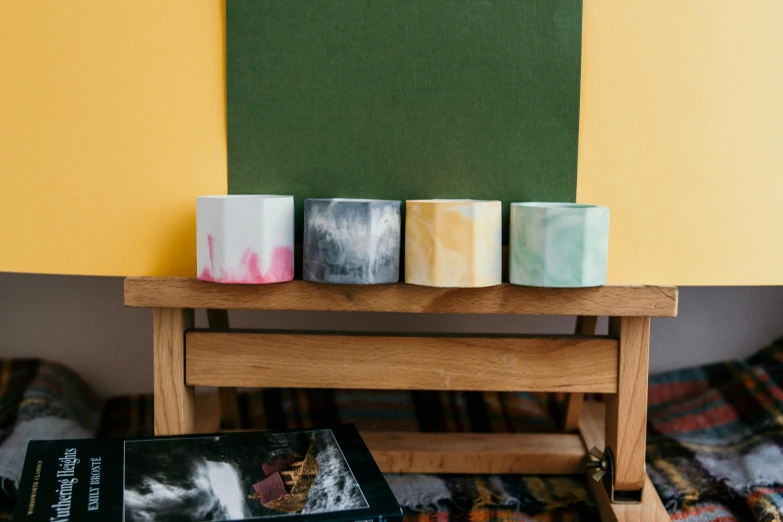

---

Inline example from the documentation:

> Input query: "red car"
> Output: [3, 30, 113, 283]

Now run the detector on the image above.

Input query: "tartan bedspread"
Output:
[2, 339, 783, 521]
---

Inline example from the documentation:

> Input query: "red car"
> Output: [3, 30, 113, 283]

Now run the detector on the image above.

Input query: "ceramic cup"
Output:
[509, 202, 609, 287]
[197, 195, 294, 284]
[405, 199, 502, 288]
[303, 198, 401, 284]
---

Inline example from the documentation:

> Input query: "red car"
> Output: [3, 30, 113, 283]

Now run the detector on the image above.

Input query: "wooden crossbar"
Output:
[185, 331, 618, 392]
[364, 432, 586, 474]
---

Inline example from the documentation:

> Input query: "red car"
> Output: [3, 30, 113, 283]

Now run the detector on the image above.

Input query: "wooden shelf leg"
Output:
[153, 308, 195, 436]
[563, 316, 599, 431]
[580, 402, 668, 521]
[206, 309, 242, 430]
[606, 316, 650, 492]
[218, 388, 241, 430]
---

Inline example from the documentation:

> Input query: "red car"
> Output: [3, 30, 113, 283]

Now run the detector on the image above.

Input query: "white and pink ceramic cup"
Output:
[196, 195, 294, 284]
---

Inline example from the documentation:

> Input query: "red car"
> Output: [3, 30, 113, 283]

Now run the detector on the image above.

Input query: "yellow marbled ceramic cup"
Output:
[405, 199, 502, 288]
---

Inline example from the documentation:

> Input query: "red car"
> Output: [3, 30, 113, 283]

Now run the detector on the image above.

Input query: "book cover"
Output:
[13, 424, 402, 522]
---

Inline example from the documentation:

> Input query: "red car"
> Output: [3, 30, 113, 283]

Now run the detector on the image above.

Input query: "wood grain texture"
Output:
[153, 308, 195, 436]
[206, 309, 242, 430]
[579, 400, 606, 451]
[194, 391, 221, 433]
[563, 389, 585, 432]
[575, 316, 600, 335]
[125, 277, 678, 317]
[606, 317, 650, 491]
[185, 332, 619, 392]
[218, 389, 241, 430]
[363, 432, 586, 474]
[580, 403, 668, 522]
[563, 316, 600, 431]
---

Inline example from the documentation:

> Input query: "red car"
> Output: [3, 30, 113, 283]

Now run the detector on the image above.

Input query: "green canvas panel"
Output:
[227, 0, 582, 241]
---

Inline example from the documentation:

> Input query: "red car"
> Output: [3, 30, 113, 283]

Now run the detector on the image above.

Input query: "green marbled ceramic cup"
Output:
[509, 202, 609, 288]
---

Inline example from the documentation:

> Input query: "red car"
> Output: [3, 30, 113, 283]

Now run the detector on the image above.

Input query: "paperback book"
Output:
[13, 424, 402, 522]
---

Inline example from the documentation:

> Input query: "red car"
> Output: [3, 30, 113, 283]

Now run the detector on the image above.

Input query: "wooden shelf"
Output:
[136, 273, 673, 521]
[125, 277, 678, 317]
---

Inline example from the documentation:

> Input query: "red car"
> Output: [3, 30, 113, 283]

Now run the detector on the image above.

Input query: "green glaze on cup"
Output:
[509, 203, 609, 288]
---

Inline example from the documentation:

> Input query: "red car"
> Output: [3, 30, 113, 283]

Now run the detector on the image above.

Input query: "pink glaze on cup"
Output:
[199, 236, 293, 284]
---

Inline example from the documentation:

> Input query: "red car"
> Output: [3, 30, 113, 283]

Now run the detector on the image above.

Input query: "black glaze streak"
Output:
[303, 199, 401, 284]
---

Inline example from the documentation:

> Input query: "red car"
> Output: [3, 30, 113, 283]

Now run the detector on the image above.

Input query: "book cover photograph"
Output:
[124, 429, 368, 521]
[14, 425, 401, 522]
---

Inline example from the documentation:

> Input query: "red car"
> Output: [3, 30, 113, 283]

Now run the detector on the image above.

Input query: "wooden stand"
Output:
[125, 277, 677, 521]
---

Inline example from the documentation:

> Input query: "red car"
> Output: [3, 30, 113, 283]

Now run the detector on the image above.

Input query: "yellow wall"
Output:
[2, 1, 782, 284]
[577, 1, 783, 285]
[0, 1, 226, 277]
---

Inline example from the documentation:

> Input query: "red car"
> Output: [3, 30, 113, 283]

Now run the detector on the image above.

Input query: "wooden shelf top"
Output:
[124, 277, 678, 317]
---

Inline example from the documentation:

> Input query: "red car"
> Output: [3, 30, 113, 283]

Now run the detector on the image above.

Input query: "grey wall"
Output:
[1, 272, 781, 396]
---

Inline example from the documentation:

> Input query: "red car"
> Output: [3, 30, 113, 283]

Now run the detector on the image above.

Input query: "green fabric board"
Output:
[227, 0, 582, 241]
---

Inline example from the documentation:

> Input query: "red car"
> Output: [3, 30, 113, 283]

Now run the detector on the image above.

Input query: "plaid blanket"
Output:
[0, 359, 102, 519]
[2, 339, 783, 521]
